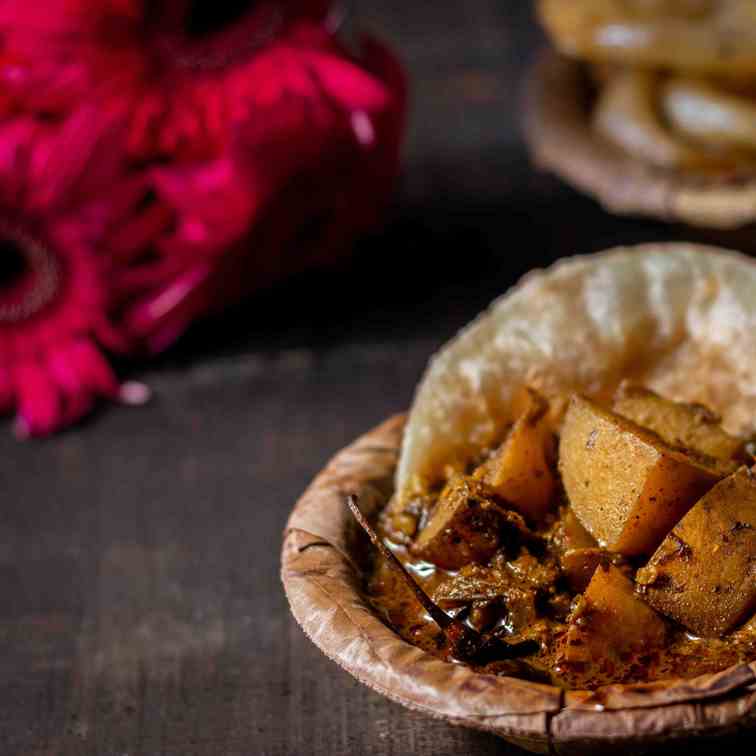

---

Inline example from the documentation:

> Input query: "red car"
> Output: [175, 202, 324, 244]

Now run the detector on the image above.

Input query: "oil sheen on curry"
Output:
[366, 385, 756, 690]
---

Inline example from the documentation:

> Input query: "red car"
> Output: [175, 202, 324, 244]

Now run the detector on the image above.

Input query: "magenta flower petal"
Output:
[48, 345, 93, 426]
[0, 365, 13, 411]
[106, 202, 174, 264]
[13, 359, 61, 437]
[28, 108, 100, 209]
[122, 264, 212, 354]
[298, 51, 390, 111]
[29, 107, 127, 213]
[69, 339, 120, 400]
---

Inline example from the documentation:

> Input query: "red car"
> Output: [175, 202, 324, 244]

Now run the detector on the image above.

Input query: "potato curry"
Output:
[363, 386, 756, 689]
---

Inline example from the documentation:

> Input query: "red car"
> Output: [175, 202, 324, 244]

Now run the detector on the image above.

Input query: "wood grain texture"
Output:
[1, 2, 753, 754]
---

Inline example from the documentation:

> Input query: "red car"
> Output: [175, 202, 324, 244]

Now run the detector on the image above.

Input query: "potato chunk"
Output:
[561, 547, 615, 593]
[412, 478, 512, 569]
[558, 564, 667, 669]
[559, 396, 721, 556]
[614, 384, 743, 474]
[474, 388, 556, 522]
[554, 507, 598, 552]
[636, 466, 756, 637]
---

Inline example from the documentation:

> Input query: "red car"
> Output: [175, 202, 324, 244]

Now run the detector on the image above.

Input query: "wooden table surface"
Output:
[2, 3, 753, 755]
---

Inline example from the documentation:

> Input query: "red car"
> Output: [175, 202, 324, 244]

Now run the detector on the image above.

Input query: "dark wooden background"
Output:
[2, 3, 752, 755]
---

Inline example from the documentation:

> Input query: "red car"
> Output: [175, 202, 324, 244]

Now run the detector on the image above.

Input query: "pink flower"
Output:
[119, 30, 406, 353]
[0, 108, 167, 436]
[0, 4, 407, 436]
[0, 1, 351, 162]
